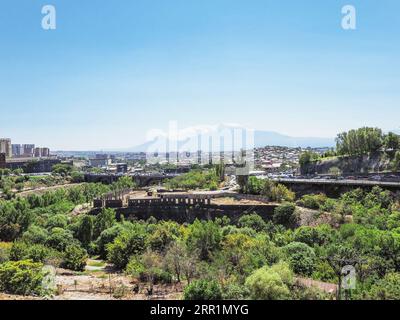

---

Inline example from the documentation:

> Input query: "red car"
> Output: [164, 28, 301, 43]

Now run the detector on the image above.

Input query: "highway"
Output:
[273, 178, 400, 188]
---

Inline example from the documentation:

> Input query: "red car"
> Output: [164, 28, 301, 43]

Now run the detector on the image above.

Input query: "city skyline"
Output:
[1, 0, 400, 150]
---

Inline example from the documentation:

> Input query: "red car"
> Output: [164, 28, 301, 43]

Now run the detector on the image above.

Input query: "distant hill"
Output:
[127, 127, 335, 152]
[254, 130, 334, 148]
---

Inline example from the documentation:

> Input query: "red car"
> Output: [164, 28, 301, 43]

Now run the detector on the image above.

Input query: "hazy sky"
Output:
[0, 0, 399, 150]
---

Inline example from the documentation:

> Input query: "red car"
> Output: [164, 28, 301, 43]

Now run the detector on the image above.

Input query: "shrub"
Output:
[0, 242, 11, 263]
[271, 184, 295, 203]
[221, 282, 250, 300]
[22, 225, 49, 245]
[293, 225, 334, 247]
[297, 194, 327, 210]
[9, 241, 60, 264]
[184, 279, 223, 300]
[62, 244, 88, 271]
[45, 214, 68, 230]
[367, 273, 400, 300]
[46, 228, 75, 251]
[245, 261, 293, 300]
[0, 260, 46, 296]
[273, 203, 297, 228]
[283, 242, 316, 276]
[238, 214, 267, 232]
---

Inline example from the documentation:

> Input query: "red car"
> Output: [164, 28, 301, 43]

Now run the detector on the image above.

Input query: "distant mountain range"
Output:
[253, 130, 335, 149]
[126, 127, 335, 152]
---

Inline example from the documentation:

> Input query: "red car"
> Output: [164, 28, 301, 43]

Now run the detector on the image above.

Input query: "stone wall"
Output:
[91, 202, 277, 223]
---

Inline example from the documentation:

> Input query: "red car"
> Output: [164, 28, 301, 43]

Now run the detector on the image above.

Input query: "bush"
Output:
[297, 194, 327, 210]
[9, 241, 60, 264]
[184, 279, 223, 300]
[46, 228, 75, 251]
[62, 244, 88, 271]
[367, 273, 400, 300]
[95, 224, 125, 259]
[245, 261, 293, 300]
[271, 184, 295, 203]
[293, 225, 335, 247]
[238, 214, 267, 232]
[283, 242, 316, 276]
[165, 170, 219, 191]
[0, 260, 46, 296]
[273, 203, 297, 228]
[126, 251, 171, 284]
[0, 242, 11, 263]
[106, 223, 147, 269]
[45, 214, 68, 230]
[22, 225, 49, 245]
[221, 282, 250, 300]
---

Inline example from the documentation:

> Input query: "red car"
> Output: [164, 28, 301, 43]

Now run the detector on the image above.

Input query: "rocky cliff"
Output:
[302, 152, 393, 175]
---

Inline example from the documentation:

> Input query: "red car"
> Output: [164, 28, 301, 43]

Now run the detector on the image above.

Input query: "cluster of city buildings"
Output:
[0, 138, 50, 159]
[0, 137, 57, 172]
[254, 146, 303, 172]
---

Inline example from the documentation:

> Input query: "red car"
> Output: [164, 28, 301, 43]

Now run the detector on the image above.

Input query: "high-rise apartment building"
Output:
[0, 153, 6, 168]
[0, 139, 12, 158]
[12, 144, 22, 157]
[34, 147, 50, 158]
[41, 148, 50, 157]
[22, 144, 35, 157]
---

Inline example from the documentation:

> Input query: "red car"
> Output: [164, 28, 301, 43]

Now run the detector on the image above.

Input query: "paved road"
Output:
[274, 178, 400, 188]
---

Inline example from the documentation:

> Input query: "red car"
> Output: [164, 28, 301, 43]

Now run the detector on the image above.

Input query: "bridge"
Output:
[84, 173, 179, 186]
[92, 192, 277, 223]
[274, 178, 400, 197]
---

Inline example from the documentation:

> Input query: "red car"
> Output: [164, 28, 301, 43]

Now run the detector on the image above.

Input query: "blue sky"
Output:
[0, 0, 399, 150]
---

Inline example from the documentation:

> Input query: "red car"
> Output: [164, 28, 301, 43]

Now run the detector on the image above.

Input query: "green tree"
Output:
[106, 223, 147, 269]
[147, 221, 180, 252]
[336, 127, 383, 156]
[184, 279, 222, 300]
[299, 151, 320, 174]
[392, 151, 400, 171]
[187, 220, 222, 261]
[71, 171, 85, 183]
[76, 215, 94, 248]
[93, 208, 116, 239]
[52, 164, 73, 176]
[384, 132, 400, 151]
